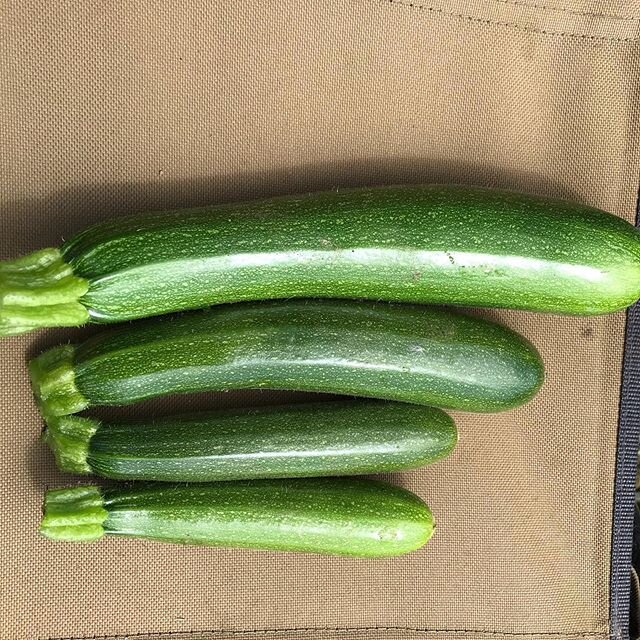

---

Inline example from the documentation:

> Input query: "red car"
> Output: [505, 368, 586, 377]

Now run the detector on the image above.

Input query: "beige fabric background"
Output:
[1, 1, 640, 639]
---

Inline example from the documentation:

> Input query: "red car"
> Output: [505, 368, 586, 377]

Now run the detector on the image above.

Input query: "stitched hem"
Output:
[42, 626, 610, 640]
[382, 0, 639, 41]
[492, 0, 638, 21]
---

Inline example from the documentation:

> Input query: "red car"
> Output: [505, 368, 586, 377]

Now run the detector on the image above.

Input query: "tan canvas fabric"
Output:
[1, 1, 640, 639]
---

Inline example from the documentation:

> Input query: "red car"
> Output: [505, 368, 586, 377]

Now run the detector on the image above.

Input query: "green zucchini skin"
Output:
[3, 186, 640, 336]
[44, 399, 457, 479]
[39, 479, 434, 556]
[66, 186, 640, 318]
[30, 300, 544, 415]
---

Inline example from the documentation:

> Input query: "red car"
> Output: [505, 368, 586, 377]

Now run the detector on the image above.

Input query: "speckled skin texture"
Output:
[61, 185, 640, 318]
[82, 399, 457, 480]
[97, 478, 435, 556]
[32, 299, 544, 414]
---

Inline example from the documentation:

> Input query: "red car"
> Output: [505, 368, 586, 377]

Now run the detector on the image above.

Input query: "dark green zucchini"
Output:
[30, 299, 544, 416]
[3, 185, 639, 335]
[39, 479, 434, 556]
[43, 399, 457, 479]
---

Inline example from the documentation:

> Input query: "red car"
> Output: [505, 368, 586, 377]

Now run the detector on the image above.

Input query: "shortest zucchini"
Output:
[39, 479, 434, 557]
[43, 399, 457, 480]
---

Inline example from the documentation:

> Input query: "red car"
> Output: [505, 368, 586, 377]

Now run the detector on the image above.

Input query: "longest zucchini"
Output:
[43, 399, 457, 479]
[3, 185, 640, 336]
[30, 299, 543, 415]
[39, 478, 433, 556]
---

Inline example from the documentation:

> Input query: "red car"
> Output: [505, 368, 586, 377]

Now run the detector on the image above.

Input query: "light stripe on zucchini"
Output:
[42, 399, 457, 479]
[30, 299, 544, 415]
[40, 479, 434, 556]
[3, 185, 640, 336]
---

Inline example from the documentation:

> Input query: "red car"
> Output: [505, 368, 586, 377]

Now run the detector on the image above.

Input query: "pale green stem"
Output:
[42, 415, 101, 474]
[0, 248, 89, 336]
[29, 344, 89, 417]
[40, 486, 107, 542]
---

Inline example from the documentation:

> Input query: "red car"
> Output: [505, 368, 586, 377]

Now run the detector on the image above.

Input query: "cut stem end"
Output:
[43, 416, 101, 474]
[40, 486, 107, 542]
[30, 344, 89, 417]
[0, 248, 89, 336]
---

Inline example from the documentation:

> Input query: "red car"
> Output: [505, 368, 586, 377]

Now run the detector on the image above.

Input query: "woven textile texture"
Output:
[1, 1, 639, 638]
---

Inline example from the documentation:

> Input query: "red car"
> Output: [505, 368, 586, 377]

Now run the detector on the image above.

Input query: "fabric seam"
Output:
[493, 0, 638, 21]
[43, 627, 609, 640]
[382, 0, 639, 41]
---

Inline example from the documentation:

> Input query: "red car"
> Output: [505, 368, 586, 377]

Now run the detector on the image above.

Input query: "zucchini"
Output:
[30, 299, 544, 415]
[39, 479, 434, 556]
[3, 185, 639, 336]
[43, 399, 457, 479]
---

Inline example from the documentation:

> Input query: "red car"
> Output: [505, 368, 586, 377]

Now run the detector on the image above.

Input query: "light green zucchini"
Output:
[39, 479, 434, 557]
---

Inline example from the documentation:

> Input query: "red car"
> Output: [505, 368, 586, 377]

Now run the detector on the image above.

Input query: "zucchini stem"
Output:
[40, 486, 107, 542]
[0, 248, 89, 336]
[43, 415, 101, 474]
[29, 344, 89, 417]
